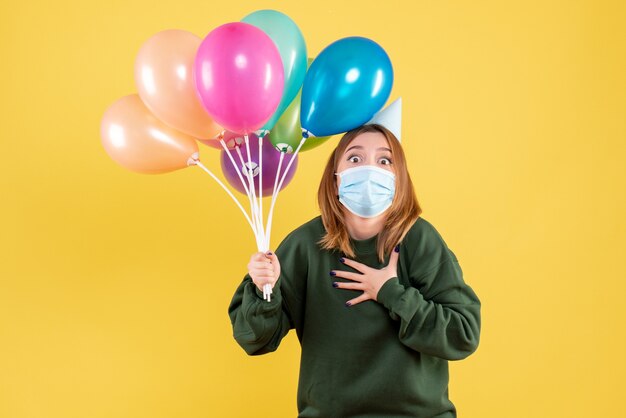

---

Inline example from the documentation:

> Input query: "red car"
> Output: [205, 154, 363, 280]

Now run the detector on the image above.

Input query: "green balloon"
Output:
[270, 88, 331, 153]
[269, 58, 331, 153]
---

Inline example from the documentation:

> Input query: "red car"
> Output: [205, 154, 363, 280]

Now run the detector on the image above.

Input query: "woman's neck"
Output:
[344, 211, 387, 240]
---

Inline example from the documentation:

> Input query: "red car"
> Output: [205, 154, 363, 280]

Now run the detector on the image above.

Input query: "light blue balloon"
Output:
[242, 10, 308, 132]
[301, 37, 393, 137]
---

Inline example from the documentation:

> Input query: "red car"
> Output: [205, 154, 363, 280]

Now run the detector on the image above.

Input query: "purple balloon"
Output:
[220, 133, 298, 196]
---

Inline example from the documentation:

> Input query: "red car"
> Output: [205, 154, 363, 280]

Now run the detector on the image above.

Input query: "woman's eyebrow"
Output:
[345, 145, 392, 153]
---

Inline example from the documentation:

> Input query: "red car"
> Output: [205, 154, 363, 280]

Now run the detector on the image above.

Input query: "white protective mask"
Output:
[335, 165, 396, 218]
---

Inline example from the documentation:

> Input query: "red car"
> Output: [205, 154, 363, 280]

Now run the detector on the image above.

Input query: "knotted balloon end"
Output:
[187, 152, 200, 166]
[256, 129, 270, 138]
[301, 128, 315, 139]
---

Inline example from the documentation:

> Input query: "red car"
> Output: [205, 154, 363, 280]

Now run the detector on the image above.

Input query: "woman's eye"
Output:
[348, 155, 361, 163]
[379, 157, 392, 165]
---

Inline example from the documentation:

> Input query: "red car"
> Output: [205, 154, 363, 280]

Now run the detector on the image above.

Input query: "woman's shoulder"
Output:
[403, 216, 457, 263]
[407, 216, 443, 238]
[279, 216, 325, 246]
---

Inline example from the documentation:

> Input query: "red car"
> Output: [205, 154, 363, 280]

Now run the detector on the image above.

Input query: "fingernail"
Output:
[345, 301, 352, 307]
[330, 271, 336, 276]
[394, 245, 400, 253]
[332, 282, 338, 288]
[339, 257, 345, 263]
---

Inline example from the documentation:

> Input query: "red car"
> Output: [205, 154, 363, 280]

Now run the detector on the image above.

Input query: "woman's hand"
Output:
[331, 245, 400, 306]
[247, 251, 281, 293]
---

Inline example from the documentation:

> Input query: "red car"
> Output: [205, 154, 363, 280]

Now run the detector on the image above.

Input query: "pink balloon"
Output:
[194, 22, 285, 135]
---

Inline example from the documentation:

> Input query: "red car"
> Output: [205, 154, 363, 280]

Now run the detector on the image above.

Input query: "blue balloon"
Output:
[301, 37, 393, 137]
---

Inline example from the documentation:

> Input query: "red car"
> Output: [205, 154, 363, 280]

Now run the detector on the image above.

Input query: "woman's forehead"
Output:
[344, 132, 391, 152]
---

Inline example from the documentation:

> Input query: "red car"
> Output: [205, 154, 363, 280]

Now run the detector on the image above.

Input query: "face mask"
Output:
[335, 165, 396, 218]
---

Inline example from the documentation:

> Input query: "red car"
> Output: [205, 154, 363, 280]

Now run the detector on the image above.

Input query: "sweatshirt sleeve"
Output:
[227, 275, 293, 356]
[227, 232, 305, 356]
[376, 243, 481, 361]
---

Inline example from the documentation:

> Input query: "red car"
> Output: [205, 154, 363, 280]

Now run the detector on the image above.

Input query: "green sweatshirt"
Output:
[228, 216, 481, 417]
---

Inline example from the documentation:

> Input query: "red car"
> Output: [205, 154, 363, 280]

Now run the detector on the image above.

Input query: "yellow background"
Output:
[1, 0, 624, 417]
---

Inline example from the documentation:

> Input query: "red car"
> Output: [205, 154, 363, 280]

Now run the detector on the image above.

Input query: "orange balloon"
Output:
[101, 94, 199, 174]
[134, 29, 222, 140]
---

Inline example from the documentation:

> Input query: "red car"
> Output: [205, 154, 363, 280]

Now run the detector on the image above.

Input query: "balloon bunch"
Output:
[100, 10, 395, 301]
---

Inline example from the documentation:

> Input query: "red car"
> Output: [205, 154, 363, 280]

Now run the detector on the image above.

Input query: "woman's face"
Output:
[335, 131, 394, 188]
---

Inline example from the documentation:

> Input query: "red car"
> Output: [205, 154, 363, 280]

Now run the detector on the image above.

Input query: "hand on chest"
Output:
[312, 248, 406, 309]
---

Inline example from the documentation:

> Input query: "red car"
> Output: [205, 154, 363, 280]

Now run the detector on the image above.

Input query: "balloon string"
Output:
[278, 136, 306, 195]
[257, 135, 273, 301]
[266, 136, 307, 239]
[219, 140, 256, 229]
[243, 135, 265, 243]
[193, 160, 256, 237]
[265, 151, 285, 250]
[258, 135, 266, 250]
[235, 145, 262, 243]
[220, 140, 251, 195]
[262, 136, 307, 299]
[208, 139, 271, 302]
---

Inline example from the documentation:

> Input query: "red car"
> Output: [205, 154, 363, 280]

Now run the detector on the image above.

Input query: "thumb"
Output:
[387, 244, 400, 274]
[265, 251, 281, 272]
[265, 251, 280, 266]
[265, 250, 277, 263]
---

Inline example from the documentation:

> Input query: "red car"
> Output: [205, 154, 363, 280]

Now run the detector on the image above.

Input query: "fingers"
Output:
[248, 261, 273, 273]
[331, 269, 363, 282]
[249, 251, 272, 267]
[253, 276, 276, 284]
[265, 251, 280, 270]
[346, 293, 371, 307]
[248, 252, 278, 289]
[332, 279, 369, 307]
[265, 251, 279, 264]
[250, 270, 276, 282]
[339, 257, 370, 274]
[386, 244, 400, 274]
[265, 251, 281, 282]
[333, 281, 363, 291]
[250, 267, 275, 277]
[250, 252, 269, 262]
[332, 278, 371, 307]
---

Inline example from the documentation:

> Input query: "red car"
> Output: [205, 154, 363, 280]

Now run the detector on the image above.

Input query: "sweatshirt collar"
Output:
[350, 233, 379, 255]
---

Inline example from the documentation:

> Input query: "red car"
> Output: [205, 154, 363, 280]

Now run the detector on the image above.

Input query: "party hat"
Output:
[366, 97, 402, 142]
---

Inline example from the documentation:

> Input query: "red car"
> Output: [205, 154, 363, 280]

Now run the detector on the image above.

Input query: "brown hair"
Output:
[317, 124, 422, 262]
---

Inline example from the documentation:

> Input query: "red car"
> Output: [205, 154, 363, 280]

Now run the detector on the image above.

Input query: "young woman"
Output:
[228, 123, 482, 417]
